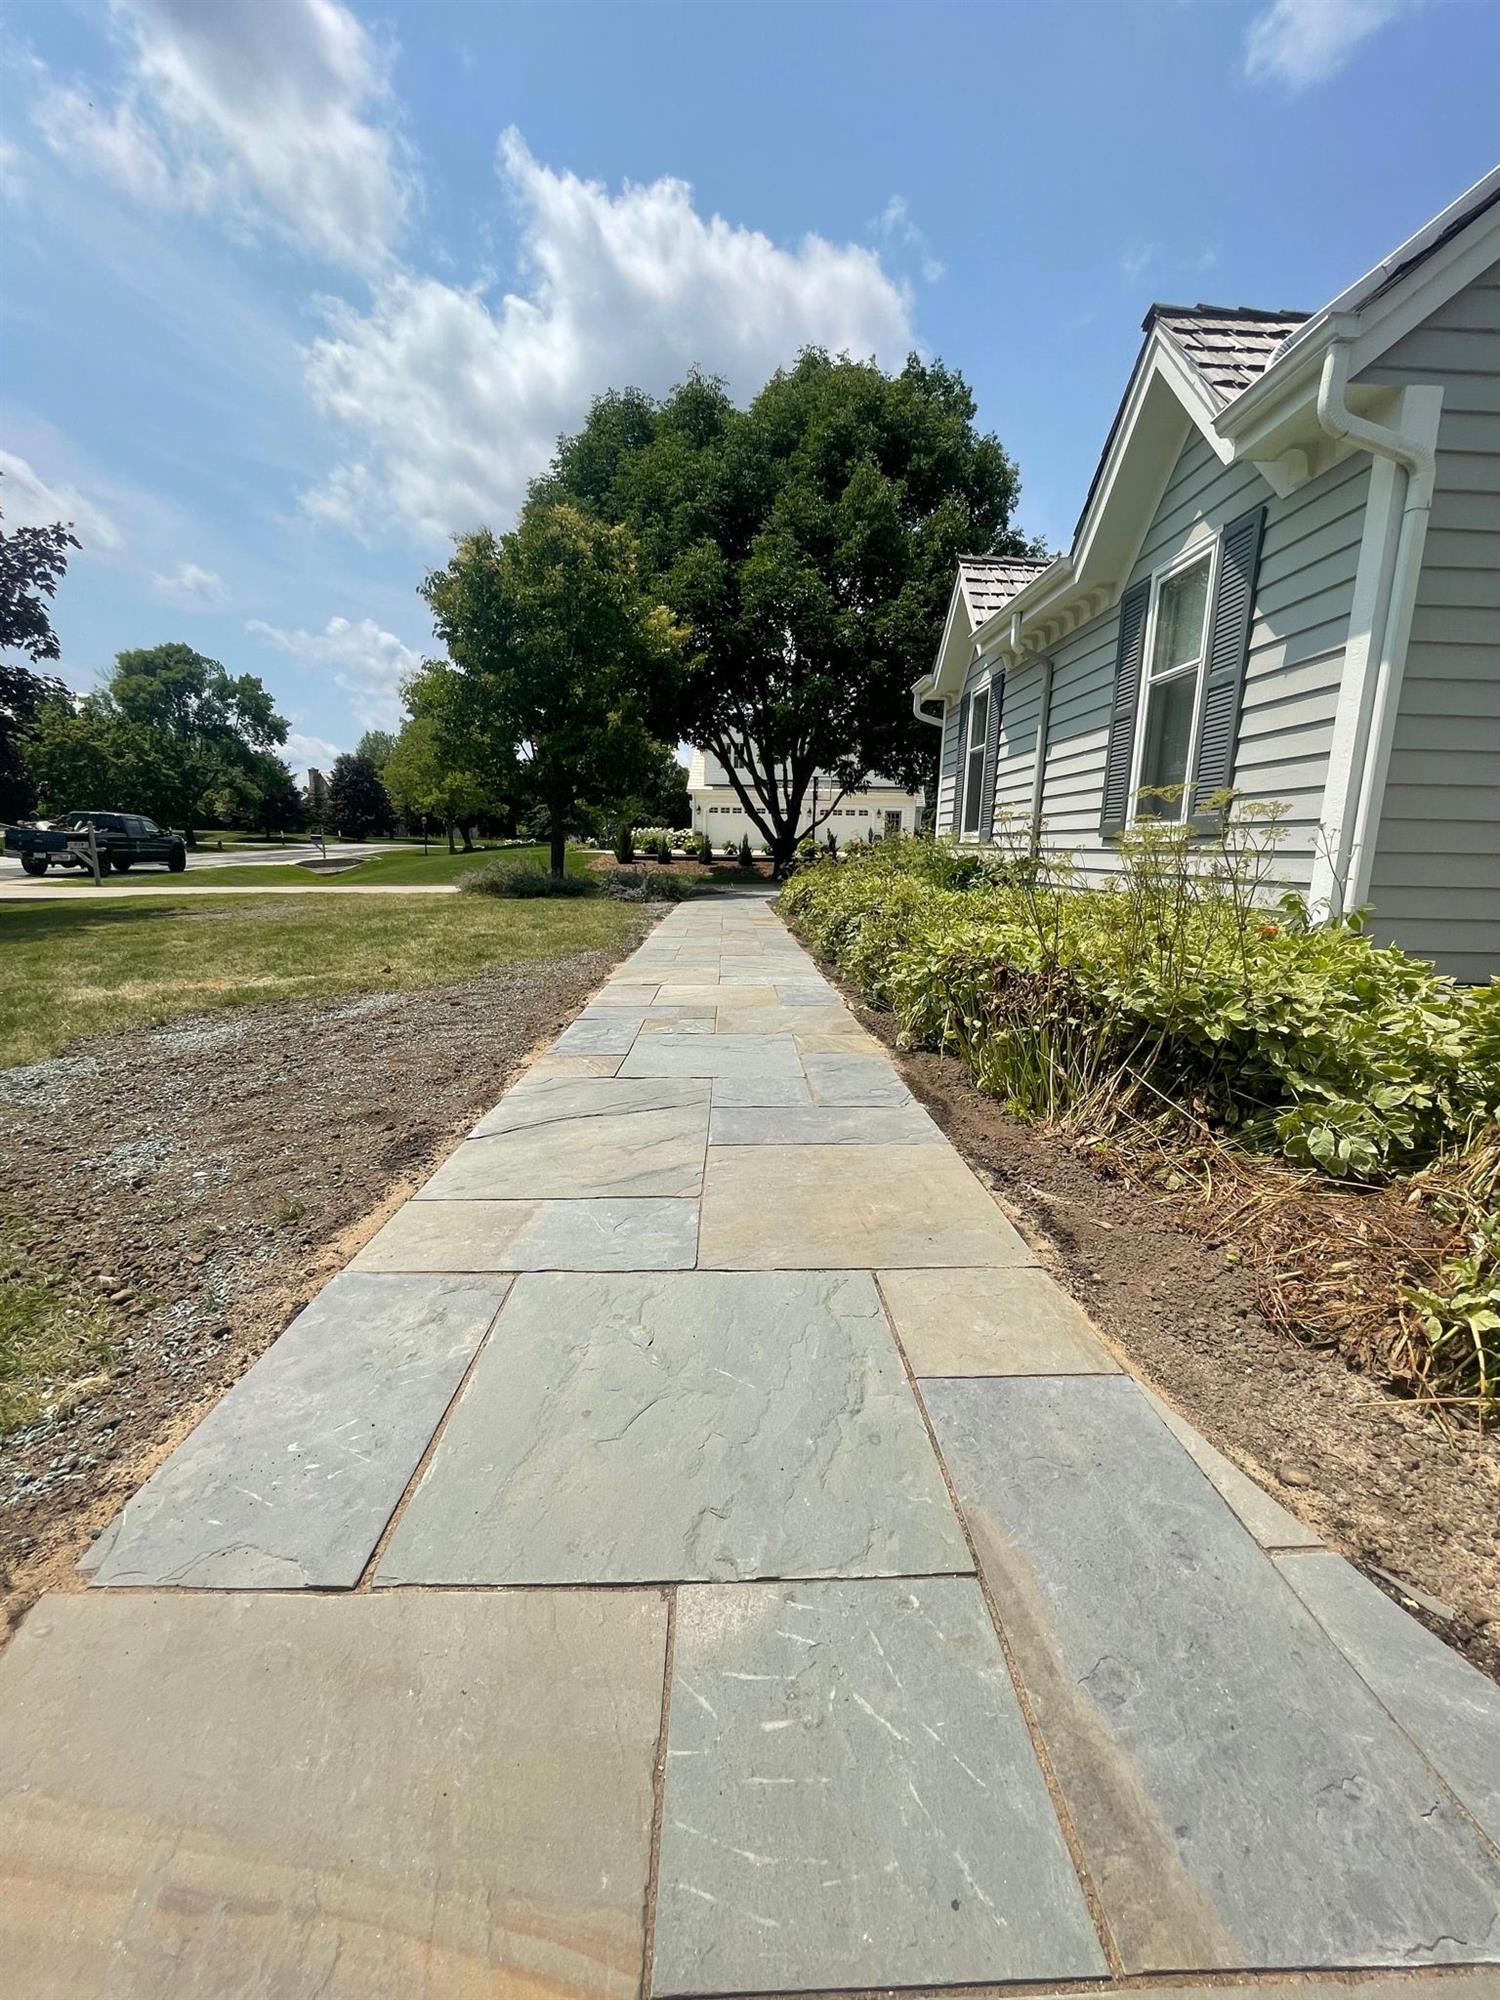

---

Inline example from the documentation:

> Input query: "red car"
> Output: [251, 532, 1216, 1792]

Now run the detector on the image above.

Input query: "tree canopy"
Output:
[326, 751, 394, 840]
[0, 485, 78, 819]
[539, 349, 1034, 868]
[420, 501, 684, 877]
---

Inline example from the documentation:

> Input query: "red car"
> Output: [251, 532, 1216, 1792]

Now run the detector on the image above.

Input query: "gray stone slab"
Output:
[618, 1031, 803, 1082]
[429, 1080, 708, 1198]
[882, 1266, 1121, 1376]
[924, 1374, 1500, 1972]
[554, 1014, 645, 1054]
[521, 1051, 624, 1080]
[1276, 1549, 1500, 1846]
[351, 1196, 698, 1272]
[1121, 1982, 1500, 2000]
[802, 1051, 912, 1104]
[376, 1271, 970, 1586]
[770, 979, 839, 1004]
[1142, 1385, 1322, 1548]
[699, 1146, 1034, 1269]
[0, 1590, 665, 1998]
[710, 1071, 814, 1107]
[88, 1274, 507, 1589]
[709, 1103, 942, 1146]
[650, 1578, 1105, 1994]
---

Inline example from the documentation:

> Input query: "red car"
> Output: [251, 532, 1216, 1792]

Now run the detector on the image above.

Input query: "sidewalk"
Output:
[1, 890, 1497, 1996]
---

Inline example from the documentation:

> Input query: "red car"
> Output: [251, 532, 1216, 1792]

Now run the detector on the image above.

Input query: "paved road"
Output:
[1, 891, 1497, 1996]
[0, 842, 411, 900]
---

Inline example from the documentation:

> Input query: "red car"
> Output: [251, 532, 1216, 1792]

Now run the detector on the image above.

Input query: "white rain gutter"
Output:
[1310, 332, 1440, 916]
[911, 677, 945, 728]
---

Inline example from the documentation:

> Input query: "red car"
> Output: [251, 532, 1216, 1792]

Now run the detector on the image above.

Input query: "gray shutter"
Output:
[981, 670, 1004, 840]
[1100, 579, 1151, 835]
[951, 690, 969, 833]
[1190, 504, 1266, 832]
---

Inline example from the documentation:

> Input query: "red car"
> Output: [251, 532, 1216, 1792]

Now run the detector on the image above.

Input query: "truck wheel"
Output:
[113, 858, 132, 872]
[95, 852, 112, 874]
[20, 855, 49, 877]
[167, 848, 187, 873]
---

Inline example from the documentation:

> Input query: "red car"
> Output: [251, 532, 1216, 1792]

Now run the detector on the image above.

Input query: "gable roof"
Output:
[957, 555, 1051, 624]
[1149, 304, 1310, 404]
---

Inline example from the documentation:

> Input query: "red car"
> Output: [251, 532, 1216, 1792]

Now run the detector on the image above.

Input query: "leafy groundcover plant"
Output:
[779, 820, 1499, 1411]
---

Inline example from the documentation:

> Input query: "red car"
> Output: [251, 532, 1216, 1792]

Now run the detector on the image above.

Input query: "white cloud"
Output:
[300, 129, 916, 540]
[872, 195, 944, 285]
[1120, 242, 1158, 281]
[1245, 0, 1418, 87]
[33, 0, 415, 270]
[283, 726, 344, 779]
[0, 449, 123, 551]
[149, 561, 226, 609]
[246, 614, 420, 729]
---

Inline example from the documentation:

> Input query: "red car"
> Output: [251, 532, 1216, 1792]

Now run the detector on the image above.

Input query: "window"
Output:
[1132, 547, 1214, 821]
[961, 682, 990, 835]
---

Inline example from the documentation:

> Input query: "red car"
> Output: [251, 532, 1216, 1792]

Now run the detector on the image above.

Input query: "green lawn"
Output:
[18, 843, 575, 892]
[0, 891, 641, 1067]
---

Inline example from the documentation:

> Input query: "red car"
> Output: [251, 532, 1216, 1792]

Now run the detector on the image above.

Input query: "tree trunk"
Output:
[460, 825, 474, 852]
[446, 820, 456, 854]
[549, 821, 567, 880]
[771, 828, 799, 879]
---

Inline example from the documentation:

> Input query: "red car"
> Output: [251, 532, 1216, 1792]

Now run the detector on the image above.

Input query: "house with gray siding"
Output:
[916, 170, 1500, 981]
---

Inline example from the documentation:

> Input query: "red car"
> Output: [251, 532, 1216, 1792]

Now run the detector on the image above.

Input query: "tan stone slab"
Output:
[881, 1267, 1125, 1377]
[589, 983, 660, 1007]
[793, 1025, 884, 1054]
[0, 1590, 665, 1999]
[712, 1006, 847, 1037]
[522, 1052, 624, 1080]
[351, 1196, 698, 1271]
[673, 983, 778, 1007]
[699, 1146, 1033, 1268]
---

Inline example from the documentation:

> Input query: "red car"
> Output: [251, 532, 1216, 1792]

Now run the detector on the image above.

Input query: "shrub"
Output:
[604, 867, 696, 903]
[778, 829, 1500, 1186]
[613, 817, 634, 864]
[737, 834, 753, 869]
[631, 825, 691, 853]
[460, 863, 595, 898]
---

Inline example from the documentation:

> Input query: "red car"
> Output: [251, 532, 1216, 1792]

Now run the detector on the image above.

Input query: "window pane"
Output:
[1137, 671, 1198, 815]
[1152, 557, 1211, 676]
[963, 688, 989, 831]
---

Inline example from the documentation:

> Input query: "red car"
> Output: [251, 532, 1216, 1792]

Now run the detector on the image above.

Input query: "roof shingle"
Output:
[1149, 304, 1311, 404]
[957, 555, 1051, 627]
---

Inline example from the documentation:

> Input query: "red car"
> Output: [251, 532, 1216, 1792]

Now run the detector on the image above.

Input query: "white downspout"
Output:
[1028, 657, 1055, 856]
[1312, 334, 1440, 914]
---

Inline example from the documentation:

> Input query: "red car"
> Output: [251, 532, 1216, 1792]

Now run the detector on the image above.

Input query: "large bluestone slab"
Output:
[881, 1266, 1120, 1377]
[924, 1374, 1500, 1973]
[376, 1271, 970, 1586]
[802, 1050, 913, 1105]
[352, 1196, 698, 1272]
[0, 1590, 666, 1999]
[650, 1578, 1106, 1995]
[1142, 1385, 1321, 1549]
[552, 1014, 646, 1054]
[619, 1031, 803, 1083]
[699, 1145, 1034, 1268]
[1277, 1548, 1500, 1847]
[424, 1078, 709, 1199]
[88, 1273, 507, 1589]
[709, 1102, 941, 1146]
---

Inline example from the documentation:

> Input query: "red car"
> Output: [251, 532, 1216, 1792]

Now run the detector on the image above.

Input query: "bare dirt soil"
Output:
[0, 930, 646, 1638]
[845, 999, 1500, 1683]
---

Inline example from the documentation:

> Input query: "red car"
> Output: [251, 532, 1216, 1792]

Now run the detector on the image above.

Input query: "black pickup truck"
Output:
[5, 811, 188, 876]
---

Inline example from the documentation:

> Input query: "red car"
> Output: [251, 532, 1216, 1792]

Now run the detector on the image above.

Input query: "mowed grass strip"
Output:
[0, 893, 642, 1067]
[10, 843, 590, 892]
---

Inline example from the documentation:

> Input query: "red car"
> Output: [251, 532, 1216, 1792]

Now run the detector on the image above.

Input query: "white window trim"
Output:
[1126, 536, 1220, 826]
[960, 675, 993, 839]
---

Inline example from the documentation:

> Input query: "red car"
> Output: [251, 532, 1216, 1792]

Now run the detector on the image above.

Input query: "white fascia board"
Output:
[927, 573, 978, 698]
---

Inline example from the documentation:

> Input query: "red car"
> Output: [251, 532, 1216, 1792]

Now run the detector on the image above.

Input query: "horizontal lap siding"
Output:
[991, 669, 1040, 846]
[1360, 258, 1500, 982]
[937, 697, 962, 833]
[1016, 435, 1366, 892]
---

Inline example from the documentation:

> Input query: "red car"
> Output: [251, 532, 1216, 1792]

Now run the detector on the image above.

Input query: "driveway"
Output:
[1, 891, 1496, 1995]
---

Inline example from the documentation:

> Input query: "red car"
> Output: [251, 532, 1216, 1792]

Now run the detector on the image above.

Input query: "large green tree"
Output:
[540, 351, 1033, 871]
[385, 665, 501, 851]
[0, 483, 79, 820]
[326, 750, 394, 839]
[420, 501, 683, 878]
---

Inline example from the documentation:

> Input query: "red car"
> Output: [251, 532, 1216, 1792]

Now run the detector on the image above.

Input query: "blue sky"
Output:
[3, 0, 1496, 775]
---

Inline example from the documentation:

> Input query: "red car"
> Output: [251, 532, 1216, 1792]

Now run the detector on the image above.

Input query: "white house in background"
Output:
[915, 167, 1500, 982]
[686, 748, 923, 849]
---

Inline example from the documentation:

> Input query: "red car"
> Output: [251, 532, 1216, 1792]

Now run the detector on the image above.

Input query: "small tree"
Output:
[0, 482, 79, 819]
[738, 833, 753, 870]
[326, 751, 394, 839]
[420, 501, 683, 880]
[355, 728, 397, 773]
[614, 817, 635, 864]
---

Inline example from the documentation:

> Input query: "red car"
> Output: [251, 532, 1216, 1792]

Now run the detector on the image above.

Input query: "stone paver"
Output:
[880, 1264, 1121, 1375]
[88, 1274, 507, 1588]
[16, 889, 1493, 1999]
[699, 1144, 1034, 1268]
[425, 1078, 709, 1198]
[1277, 1548, 1500, 1845]
[923, 1373, 1500, 1971]
[376, 1271, 970, 1585]
[651, 1578, 1105, 1994]
[0, 1591, 665, 1998]
[352, 1194, 699, 1271]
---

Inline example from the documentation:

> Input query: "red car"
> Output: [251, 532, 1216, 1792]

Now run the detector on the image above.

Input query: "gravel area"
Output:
[0, 927, 649, 1635]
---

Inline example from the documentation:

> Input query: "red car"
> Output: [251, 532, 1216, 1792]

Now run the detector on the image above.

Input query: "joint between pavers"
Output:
[869, 1269, 1126, 1982]
[641, 1585, 679, 1998]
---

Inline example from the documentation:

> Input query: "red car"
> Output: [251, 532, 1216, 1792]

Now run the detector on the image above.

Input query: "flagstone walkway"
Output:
[2, 891, 1498, 1997]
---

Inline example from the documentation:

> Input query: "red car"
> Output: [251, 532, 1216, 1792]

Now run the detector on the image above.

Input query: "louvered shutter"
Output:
[1099, 579, 1151, 835]
[951, 690, 969, 834]
[1190, 504, 1266, 832]
[981, 670, 1005, 840]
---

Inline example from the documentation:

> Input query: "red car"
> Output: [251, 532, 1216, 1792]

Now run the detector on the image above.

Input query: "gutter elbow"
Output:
[1317, 339, 1436, 511]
